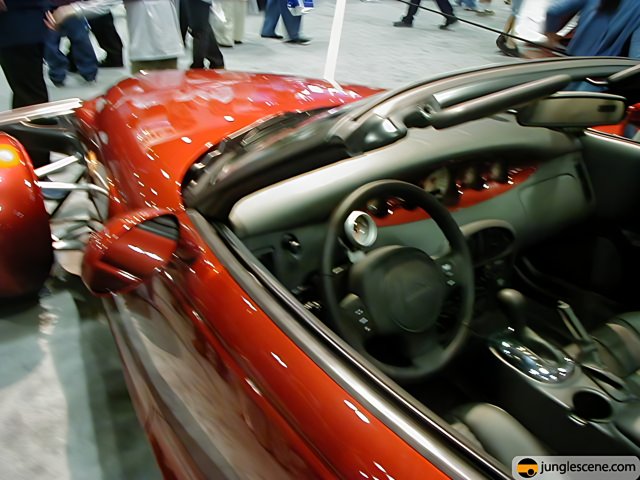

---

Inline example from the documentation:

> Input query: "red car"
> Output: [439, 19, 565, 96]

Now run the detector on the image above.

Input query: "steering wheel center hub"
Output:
[351, 246, 446, 333]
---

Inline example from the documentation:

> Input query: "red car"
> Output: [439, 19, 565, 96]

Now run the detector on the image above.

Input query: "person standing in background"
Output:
[260, 0, 310, 44]
[181, 0, 225, 68]
[46, 0, 98, 86]
[49, 0, 185, 73]
[0, 0, 48, 109]
[68, 10, 124, 70]
[496, 0, 523, 57]
[0, 0, 50, 167]
[545, 0, 640, 58]
[87, 11, 124, 67]
[393, 0, 457, 30]
[211, 0, 247, 47]
[456, 0, 494, 15]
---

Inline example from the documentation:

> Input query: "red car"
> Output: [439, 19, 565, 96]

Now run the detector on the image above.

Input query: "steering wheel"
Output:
[321, 180, 474, 383]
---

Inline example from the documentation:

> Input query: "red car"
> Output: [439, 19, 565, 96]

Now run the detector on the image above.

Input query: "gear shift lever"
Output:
[493, 288, 575, 383]
[497, 288, 568, 361]
[497, 288, 528, 336]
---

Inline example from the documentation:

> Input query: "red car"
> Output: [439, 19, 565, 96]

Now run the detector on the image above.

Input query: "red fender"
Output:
[0, 133, 52, 299]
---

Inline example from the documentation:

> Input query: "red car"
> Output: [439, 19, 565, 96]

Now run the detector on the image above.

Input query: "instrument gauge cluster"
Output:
[420, 167, 452, 199]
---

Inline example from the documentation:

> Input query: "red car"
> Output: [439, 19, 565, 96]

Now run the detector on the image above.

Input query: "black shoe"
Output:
[234, 40, 243, 44]
[496, 34, 520, 57]
[261, 34, 284, 39]
[439, 16, 458, 29]
[99, 58, 124, 68]
[285, 37, 311, 44]
[393, 20, 412, 27]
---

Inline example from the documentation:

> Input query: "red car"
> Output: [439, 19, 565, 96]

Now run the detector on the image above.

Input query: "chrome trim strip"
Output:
[0, 98, 82, 127]
[36, 181, 109, 197]
[35, 154, 82, 178]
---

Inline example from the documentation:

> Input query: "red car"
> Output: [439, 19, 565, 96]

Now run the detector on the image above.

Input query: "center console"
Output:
[483, 289, 640, 455]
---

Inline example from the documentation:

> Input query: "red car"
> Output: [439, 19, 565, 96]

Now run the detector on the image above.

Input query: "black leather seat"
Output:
[449, 403, 550, 466]
[588, 313, 640, 386]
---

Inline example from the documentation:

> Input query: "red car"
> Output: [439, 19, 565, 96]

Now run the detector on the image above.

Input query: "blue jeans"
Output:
[261, 0, 302, 41]
[456, 0, 477, 8]
[45, 16, 97, 83]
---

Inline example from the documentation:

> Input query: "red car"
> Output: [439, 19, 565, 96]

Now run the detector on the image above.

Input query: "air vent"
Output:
[467, 227, 515, 264]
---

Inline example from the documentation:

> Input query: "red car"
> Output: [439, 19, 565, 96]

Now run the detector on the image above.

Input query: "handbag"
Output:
[287, 0, 313, 16]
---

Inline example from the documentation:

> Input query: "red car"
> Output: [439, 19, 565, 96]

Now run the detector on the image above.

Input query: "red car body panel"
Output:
[77, 70, 382, 214]
[0, 133, 52, 298]
[79, 71, 455, 478]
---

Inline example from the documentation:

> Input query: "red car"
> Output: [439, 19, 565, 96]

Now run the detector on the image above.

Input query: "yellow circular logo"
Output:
[0, 145, 21, 168]
[517, 458, 539, 478]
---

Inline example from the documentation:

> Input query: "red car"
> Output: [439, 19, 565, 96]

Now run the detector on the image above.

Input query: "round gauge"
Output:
[460, 165, 480, 188]
[344, 211, 378, 248]
[366, 198, 389, 218]
[421, 167, 450, 198]
[488, 161, 509, 183]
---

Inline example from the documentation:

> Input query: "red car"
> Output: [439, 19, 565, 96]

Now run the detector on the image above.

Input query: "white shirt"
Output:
[71, 0, 184, 61]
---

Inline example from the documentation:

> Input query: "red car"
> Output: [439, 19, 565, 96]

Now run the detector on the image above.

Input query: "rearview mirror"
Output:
[82, 210, 179, 295]
[517, 92, 626, 128]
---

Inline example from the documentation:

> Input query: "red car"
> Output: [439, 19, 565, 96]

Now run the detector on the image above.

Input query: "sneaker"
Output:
[285, 37, 311, 44]
[393, 20, 413, 27]
[476, 8, 495, 15]
[261, 34, 284, 39]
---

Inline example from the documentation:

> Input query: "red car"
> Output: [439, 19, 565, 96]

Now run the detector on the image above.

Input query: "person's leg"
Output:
[187, 0, 212, 68]
[279, 0, 303, 41]
[435, 0, 458, 28]
[43, 29, 67, 85]
[458, 0, 477, 10]
[205, 27, 225, 68]
[88, 13, 124, 66]
[261, 0, 281, 37]
[0, 43, 50, 166]
[0, 44, 48, 108]
[435, 0, 454, 16]
[233, 1, 247, 43]
[405, 0, 421, 22]
[179, 0, 190, 41]
[66, 17, 98, 81]
[394, 0, 420, 26]
[496, 0, 522, 56]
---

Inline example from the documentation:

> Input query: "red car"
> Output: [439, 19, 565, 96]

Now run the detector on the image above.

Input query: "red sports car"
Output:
[3, 57, 640, 479]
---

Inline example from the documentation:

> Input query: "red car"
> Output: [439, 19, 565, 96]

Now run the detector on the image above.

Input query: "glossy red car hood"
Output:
[78, 70, 382, 212]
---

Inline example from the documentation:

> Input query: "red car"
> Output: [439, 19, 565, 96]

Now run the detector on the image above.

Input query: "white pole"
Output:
[323, 0, 347, 84]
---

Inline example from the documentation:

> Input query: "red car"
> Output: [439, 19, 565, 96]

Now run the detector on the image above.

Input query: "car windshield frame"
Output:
[188, 57, 639, 222]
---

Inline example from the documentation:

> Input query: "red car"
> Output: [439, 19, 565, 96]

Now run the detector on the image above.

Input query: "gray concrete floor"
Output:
[0, 1, 551, 478]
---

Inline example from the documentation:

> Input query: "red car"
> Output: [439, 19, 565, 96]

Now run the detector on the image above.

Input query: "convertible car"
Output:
[3, 57, 640, 479]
